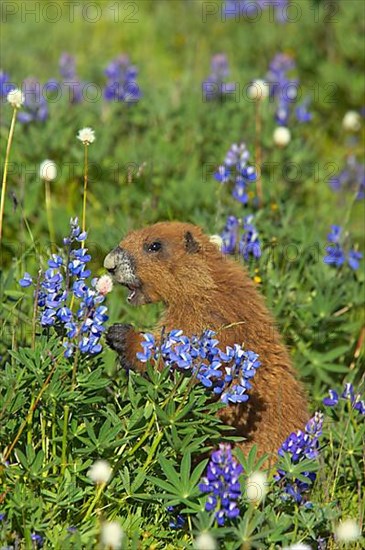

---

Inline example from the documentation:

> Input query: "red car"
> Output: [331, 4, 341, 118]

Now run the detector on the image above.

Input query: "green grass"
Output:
[0, 0, 364, 548]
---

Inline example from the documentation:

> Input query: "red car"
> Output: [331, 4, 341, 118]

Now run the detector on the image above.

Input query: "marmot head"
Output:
[104, 222, 218, 306]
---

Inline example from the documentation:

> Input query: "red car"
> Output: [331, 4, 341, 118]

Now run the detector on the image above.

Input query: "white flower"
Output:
[209, 234, 223, 250]
[87, 459, 112, 484]
[273, 126, 291, 147]
[100, 521, 123, 549]
[96, 275, 113, 295]
[194, 532, 217, 550]
[39, 160, 57, 182]
[246, 471, 268, 503]
[77, 127, 95, 145]
[342, 111, 361, 132]
[247, 79, 270, 101]
[282, 544, 312, 550]
[334, 518, 361, 542]
[7, 88, 25, 109]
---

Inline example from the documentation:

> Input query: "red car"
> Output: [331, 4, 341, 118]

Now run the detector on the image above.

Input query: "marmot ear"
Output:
[184, 231, 200, 253]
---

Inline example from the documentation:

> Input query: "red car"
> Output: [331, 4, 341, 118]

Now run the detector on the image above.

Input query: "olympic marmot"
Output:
[104, 221, 309, 460]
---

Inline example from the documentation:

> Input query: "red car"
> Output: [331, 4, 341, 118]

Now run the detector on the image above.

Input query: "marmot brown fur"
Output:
[104, 221, 309, 461]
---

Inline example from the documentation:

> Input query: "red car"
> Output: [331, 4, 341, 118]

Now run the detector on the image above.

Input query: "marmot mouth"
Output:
[123, 283, 142, 304]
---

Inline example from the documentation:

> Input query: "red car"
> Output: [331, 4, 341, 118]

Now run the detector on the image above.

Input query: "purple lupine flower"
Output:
[31, 533, 44, 547]
[329, 156, 365, 200]
[0, 70, 15, 97]
[323, 383, 365, 416]
[166, 506, 185, 529]
[266, 53, 310, 126]
[239, 215, 261, 260]
[220, 215, 239, 255]
[323, 225, 362, 270]
[19, 272, 33, 287]
[214, 143, 256, 205]
[275, 412, 323, 504]
[17, 78, 48, 124]
[202, 54, 235, 101]
[199, 443, 243, 526]
[136, 329, 259, 404]
[104, 54, 141, 103]
[19, 218, 109, 358]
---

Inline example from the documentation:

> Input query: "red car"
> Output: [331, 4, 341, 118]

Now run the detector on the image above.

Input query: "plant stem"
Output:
[81, 144, 88, 248]
[83, 482, 106, 521]
[44, 179, 56, 251]
[3, 361, 57, 462]
[255, 100, 263, 207]
[0, 107, 18, 241]
[61, 404, 70, 475]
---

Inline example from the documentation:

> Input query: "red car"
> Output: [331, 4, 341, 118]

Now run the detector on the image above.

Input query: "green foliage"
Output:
[1, 0, 364, 547]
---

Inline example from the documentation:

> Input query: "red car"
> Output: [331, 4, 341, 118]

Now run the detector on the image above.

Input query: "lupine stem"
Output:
[3, 361, 57, 462]
[254, 100, 263, 207]
[61, 404, 70, 475]
[83, 482, 106, 521]
[0, 107, 18, 242]
[44, 179, 56, 251]
[81, 144, 88, 248]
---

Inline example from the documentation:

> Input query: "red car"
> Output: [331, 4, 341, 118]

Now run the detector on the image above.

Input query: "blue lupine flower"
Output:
[239, 215, 261, 260]
[323, 383, 365, 416]
[323, 225, 362, 270]
[202, 54, 236, 101]
[275, 412, 323, 504]
[19, 272, 33, 287]
[17, 78, 48, 124]
[221, 215, 239, 254]
[104, 54, 141, 103]
[214, 165, 231, 183]
[199, 443, 243, 526]
[166, 506, 185, 529]
[19, 218, 109, 358]
[214, 142, 257, 206]
[329, 155, 365, 200]
[0, 70, 15, 97]
[0, 512, 5, 521]
[348, 250, 363, 270]
[296, 99, 313, 123]
[323, 244, 346, 267]
[136, 330, 260, 404]
[265, 53, 311, 126]
[31, 533, 44, 547]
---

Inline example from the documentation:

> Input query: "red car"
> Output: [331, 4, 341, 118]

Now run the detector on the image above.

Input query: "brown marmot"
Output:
[104, 221, 309, 460]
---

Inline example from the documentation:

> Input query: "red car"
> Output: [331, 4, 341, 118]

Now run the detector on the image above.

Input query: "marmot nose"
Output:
[104, 247, 121, 273]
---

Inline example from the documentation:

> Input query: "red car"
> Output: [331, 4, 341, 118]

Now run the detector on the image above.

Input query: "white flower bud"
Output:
[39, 160, 57, 182]
[87, 460, 112, 484]
[100, 521, 123, 549]
[246, 471, 268, 503]
[247, 79, 270, 101]
[334, 518, 361, 542]
[209, 234, 223, 250]
[96, 275, 113, 295]
[194, 532, 217, 550]
[7, 88, 25, 109]
[342, 111, 361, 132]
[77, 127, 95, 145]
[273, 126, 291, 147]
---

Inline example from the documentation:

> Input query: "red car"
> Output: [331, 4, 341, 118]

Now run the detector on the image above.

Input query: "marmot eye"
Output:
[147, 241, 162, 252]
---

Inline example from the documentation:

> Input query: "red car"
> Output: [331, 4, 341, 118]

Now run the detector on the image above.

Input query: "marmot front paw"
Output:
[106, 323, 134, 368]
